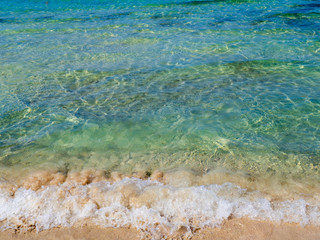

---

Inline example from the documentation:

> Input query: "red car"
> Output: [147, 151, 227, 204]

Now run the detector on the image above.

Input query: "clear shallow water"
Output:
[1, 0, 320, 235]
[1, 0, 320, 178]
[1, 0, 320, 177]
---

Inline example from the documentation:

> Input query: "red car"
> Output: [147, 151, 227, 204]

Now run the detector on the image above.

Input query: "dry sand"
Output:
[0, 218, 319, 240]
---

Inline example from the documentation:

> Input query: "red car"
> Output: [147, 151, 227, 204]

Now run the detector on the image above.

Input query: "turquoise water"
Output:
[1, 0, 320, 235]
[1, 0, 320, 178]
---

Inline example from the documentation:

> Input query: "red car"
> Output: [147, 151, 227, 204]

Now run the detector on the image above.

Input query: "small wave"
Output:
[0, 170, 319, 239]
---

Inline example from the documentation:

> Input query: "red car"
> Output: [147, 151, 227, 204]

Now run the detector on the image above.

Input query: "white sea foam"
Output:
[0, 177, 319, 238]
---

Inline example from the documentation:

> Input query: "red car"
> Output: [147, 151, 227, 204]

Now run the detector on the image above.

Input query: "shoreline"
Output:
[2, 168, 320, 199]
[1, 218, 320, 240]
[0, 169, 319, 238]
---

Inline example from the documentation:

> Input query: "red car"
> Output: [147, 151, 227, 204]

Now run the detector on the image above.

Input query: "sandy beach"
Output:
[1, 218, 319, 240]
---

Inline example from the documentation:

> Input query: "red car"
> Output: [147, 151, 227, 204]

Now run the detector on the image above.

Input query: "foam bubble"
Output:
[0, 176, 319, 238]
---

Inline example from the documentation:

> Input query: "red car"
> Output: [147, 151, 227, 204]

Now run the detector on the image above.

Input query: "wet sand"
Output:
[0, 170, 319, 239]
[193, 218, 320, 240]
[1, 218, 319, 240]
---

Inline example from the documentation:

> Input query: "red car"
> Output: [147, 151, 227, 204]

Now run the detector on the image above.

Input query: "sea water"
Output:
[0, 0, 320, 237]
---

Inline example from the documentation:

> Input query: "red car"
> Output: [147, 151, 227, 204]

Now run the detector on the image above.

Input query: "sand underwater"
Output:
[0, 0, 320, 239]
